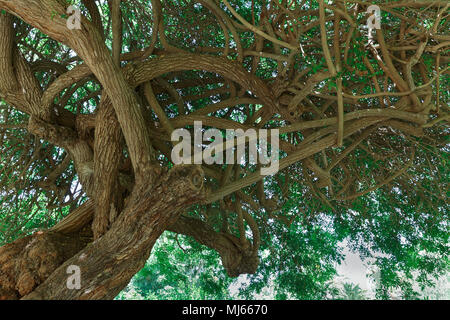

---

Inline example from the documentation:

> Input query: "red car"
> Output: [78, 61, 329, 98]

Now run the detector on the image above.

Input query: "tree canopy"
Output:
[0, 0, 448, 300]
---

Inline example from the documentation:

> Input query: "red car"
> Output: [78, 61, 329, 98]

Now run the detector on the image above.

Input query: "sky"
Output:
[336, 245, 375, 296]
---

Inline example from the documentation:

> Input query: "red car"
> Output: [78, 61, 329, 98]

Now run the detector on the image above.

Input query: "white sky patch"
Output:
[336, 244, 373, 294]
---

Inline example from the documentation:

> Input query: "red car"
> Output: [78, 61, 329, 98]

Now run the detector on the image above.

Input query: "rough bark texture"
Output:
[0, 228, 91, 299]
[1, 165, 205, 300]
[92, 96, 123, 240]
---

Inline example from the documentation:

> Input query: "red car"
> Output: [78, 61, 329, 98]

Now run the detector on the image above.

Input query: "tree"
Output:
[0, 0, 448, 300]
[339, 283, 367, 300]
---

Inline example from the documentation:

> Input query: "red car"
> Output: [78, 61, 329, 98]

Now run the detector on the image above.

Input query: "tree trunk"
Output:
[0, 165, 205, 300]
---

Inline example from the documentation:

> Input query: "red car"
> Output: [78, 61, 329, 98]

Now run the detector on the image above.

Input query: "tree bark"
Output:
[1, 165, 205, 300]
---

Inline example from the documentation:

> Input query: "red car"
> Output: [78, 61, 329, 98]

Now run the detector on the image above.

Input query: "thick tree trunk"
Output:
[0, 164, 262, 300]
[0, 165, 205, 300]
